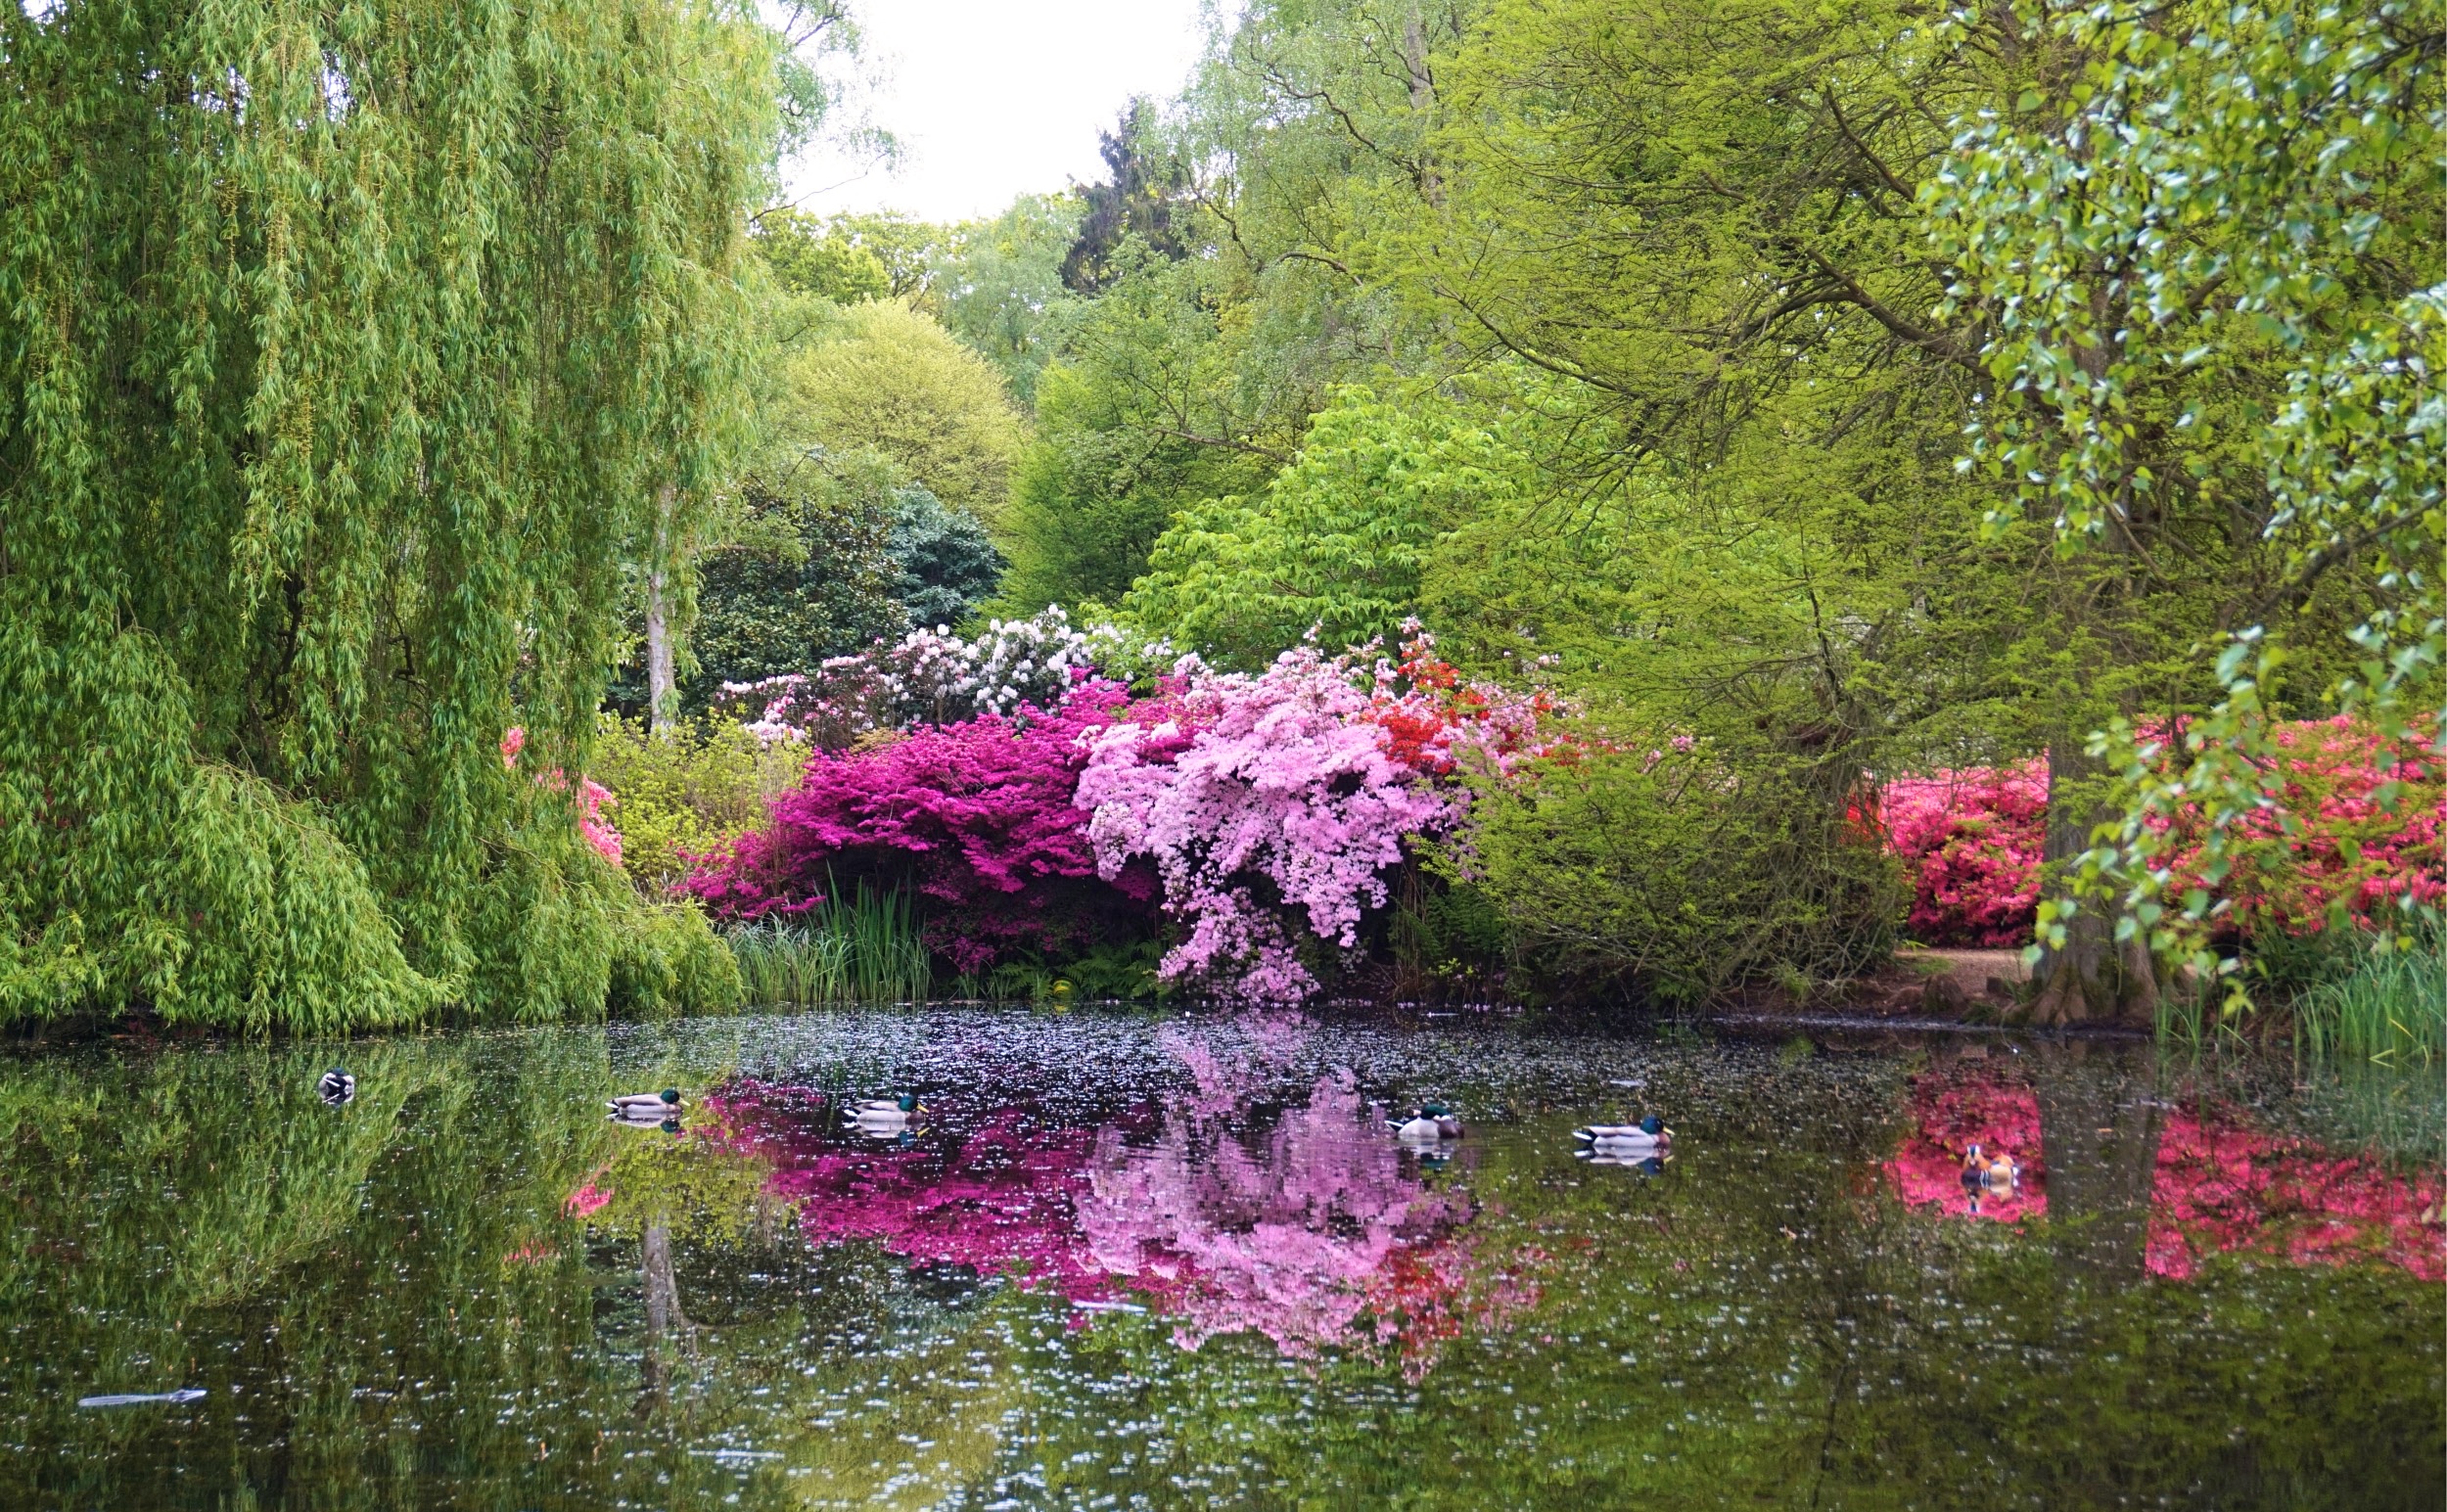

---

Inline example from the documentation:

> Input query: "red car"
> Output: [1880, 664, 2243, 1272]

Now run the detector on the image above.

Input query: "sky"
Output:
[785, 0, 1216, 225]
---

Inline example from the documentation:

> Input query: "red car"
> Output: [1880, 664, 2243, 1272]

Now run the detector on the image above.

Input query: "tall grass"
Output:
[726, 885, 931, 1006]
[2295, 936, 2445, 1067]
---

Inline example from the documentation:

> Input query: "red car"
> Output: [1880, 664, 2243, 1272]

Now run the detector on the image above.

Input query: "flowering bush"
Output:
[687, 682, 1151, 970]
[1881, 717, 2442, 948]
[1076, 646, 1461, 1000]
[1881, 760, 2049, 946]
[2163, 714, 2444, 937]
[713, 607, 1171, 747]
[1361, 624, 1565, 776]
[502, 726, 623, 866]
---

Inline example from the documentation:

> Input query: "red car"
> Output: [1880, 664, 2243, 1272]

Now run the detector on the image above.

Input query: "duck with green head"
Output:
[1573, 1115, 1672, 1152]
[845, 1093, 926, 1132]
[1389, 1102, 1463, 1143]
[609, 1088, 682, 1120]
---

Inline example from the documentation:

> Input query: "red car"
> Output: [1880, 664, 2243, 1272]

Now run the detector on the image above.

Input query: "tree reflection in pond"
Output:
[0, 1013, 2434, 1509]
[1886, 1045, 2444, 1280]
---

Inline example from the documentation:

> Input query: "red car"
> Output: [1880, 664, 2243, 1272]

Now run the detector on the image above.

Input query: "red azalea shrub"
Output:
[2163, 714, 2445, 936]
[686, 682, 1154, 970]
[1361, 626, 1565, 777]
[1879, 717, 2443, 948]
[1881, 759, 2049, 946]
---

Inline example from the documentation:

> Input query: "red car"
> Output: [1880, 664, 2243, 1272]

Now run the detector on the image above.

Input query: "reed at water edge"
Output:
[725, 885, 932, 1006]
[2293, 934, 2446, 1067]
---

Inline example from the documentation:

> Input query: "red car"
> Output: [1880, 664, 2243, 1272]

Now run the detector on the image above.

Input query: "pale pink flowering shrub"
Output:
[1076, 647, 1458, 1000]
[502, 726, 623, 867]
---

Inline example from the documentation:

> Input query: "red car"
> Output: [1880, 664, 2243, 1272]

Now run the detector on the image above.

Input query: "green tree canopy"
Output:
[0, 0, 770, 1026]
[786, 299, 1028, 523]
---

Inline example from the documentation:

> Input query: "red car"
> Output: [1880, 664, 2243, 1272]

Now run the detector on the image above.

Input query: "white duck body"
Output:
[1574, 1123, 1673, 1155]
[845, 1096, 922, 1132]
[608, 1090, 682, 1118]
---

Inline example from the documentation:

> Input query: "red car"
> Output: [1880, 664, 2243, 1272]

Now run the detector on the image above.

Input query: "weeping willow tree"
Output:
[0, 0, 774, 1029]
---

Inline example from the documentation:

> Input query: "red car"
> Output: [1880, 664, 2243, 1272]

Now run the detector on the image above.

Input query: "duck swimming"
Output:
[1388, 1102, 1463, 1142]
[609, 1088, 682, 1119]
[844, 1094, 925, 1131]
[317, 1068, 355, 1107]
[1574, 1115, 1673, 1152]
[1961, 1143, 2019, 1191]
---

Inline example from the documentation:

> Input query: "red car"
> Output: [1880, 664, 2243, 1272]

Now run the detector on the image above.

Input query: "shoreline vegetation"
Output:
[2, 0, 2437, 1060]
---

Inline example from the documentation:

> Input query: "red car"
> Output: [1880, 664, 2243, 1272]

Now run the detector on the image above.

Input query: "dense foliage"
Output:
[688, 683, 1152, 971]
[0, 0, 770, 1026]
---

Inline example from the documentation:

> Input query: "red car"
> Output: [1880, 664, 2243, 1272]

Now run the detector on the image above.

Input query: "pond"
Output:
[2, 1008, 2439, 1509]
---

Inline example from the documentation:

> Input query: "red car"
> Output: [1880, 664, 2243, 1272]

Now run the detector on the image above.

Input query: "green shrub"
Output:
[591, 713, 804, 894]
[1463, 741, 1904, 1007]
[610, 902, 744, 1017]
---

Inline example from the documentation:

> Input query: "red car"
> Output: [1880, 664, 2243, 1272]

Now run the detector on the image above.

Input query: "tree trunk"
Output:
[2028, 738, 2161, 1026]
[1404, 10, 1442, 206]
[2033, 1041, 2162, 1286]
[636, 1221, 686, 1414]
[645, 483, 677, 738]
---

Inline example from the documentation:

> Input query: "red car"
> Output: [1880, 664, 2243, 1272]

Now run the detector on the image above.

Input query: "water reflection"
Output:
[693, 1021, 1522, 1370]
[0, 1013, 2435, 1508]
[1886, 1043, 2445, 1280]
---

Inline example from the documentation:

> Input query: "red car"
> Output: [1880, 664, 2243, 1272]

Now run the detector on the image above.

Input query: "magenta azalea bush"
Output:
[1880, 760, 2049, 946]
[687, 682, 1153, 970]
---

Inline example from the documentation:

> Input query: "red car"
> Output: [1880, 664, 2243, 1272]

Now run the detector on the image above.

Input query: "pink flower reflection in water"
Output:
[1884, 1073, 2445, 1280]
[687, 1033, 1534, 1368]
[1077, 1072, 1478, 1357]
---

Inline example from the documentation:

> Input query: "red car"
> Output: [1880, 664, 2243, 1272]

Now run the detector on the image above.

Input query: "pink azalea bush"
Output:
[687, 682, 1152, 970]
[2160, 714, 2444, 937]
[1075, 647, 1459, 1000]
[1880, 759, 2049, 946]
[1880, 717, 2441, 948]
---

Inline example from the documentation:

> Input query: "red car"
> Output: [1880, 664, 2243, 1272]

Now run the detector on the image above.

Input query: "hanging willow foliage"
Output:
[0, 0, 772, 1029]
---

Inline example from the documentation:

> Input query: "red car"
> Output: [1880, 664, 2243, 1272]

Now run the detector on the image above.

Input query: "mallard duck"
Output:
[1576, 1147, 1665, 1173]
[1388, 1102, 1463, 1142]
[844, 1093, 925, 1130]
[317, 1068, 355, 1107]
[1574, 1114, 1672, 1150]
[608, 1088, 682, 1119]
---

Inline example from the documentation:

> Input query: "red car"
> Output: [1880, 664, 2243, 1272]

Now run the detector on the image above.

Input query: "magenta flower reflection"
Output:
[1884, 1071, 2445, 1280]
[667, 1024, 1533, 1368]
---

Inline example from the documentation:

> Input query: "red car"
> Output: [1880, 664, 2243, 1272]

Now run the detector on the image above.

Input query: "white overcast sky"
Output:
[785, 0, 1217, 224]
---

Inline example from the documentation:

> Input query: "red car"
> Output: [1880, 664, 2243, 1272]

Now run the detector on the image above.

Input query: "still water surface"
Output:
[2, 1008, 2439, 1509]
